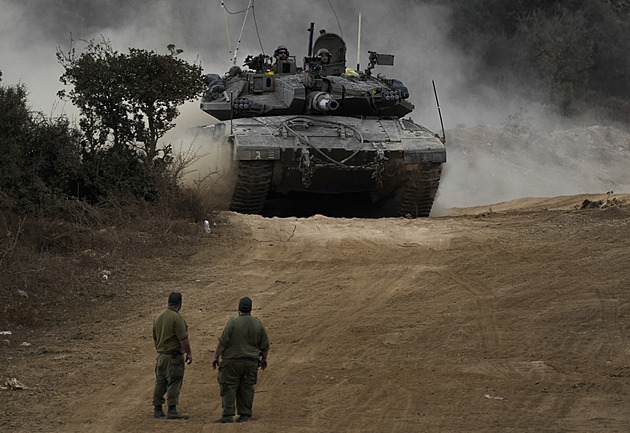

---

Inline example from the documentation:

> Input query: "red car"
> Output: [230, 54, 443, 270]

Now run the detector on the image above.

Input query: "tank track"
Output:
[396, 163, 443, 217]
[229, 161, 273, 214]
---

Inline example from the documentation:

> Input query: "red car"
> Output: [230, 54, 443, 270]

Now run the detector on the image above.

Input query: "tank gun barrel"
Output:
[308, 92, 340, 113]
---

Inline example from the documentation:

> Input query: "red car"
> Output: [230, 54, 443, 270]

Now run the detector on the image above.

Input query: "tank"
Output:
[200, 28, 446, 217]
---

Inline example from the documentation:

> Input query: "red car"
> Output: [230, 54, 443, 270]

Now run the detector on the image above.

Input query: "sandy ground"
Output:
[1, 193, 630, 433]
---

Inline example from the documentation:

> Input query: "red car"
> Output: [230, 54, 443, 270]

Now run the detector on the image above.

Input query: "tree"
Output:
[122, 45, 204, 163]
[58, 39, 205, 162]
[57, 39, 206, 201]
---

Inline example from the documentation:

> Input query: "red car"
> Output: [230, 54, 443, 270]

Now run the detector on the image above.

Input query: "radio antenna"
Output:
[327, 0, 343, 39]
[221, 2, 233, 63]
[356, 13, 362, 70]
[232, 0, 253, 65]
[432, 80, 446, 143]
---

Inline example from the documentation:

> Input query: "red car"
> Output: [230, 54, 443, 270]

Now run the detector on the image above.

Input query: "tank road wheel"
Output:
[229, 160, 273, 215]
[396, 163, 443, 217]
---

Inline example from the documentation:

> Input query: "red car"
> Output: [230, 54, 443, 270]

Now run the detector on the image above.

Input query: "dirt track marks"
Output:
[72, 362, 153, 433]
[443, 273, 500, 350]
[595, 285, 630, 364]
[222, 213, 452, 429]
[7, 203, 630, 433]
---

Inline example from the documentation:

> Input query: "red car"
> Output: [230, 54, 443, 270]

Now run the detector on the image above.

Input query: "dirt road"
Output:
[2, 193, 629, 432]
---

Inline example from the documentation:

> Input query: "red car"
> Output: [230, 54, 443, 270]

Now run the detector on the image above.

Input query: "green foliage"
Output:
[0, 82, 82, 215]
[1, 37, 208, 215]
[57, 39, 204, 159]
[122, 47, 204, 161]
[0, 50, 215, 328]
[57, 38, 205, 202]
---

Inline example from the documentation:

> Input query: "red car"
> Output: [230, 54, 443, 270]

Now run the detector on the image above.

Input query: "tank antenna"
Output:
[432, 80, 446, 143]
[231, 0, 253, 65]
[230, 91, 234, 135]
[327, 0, 344, 38]
[356, 13, 362, 70]
[221, 2, 233, 63]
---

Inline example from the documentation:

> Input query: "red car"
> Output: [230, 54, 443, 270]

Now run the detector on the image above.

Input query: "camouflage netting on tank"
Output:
[205, 74, 225, 100]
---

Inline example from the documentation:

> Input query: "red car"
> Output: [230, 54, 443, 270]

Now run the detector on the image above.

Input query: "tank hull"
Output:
[202, 115, 445, 217]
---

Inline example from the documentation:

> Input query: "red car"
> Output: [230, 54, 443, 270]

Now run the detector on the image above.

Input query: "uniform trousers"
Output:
[153, 352, 185, 407]
[217, 358, 258, 417]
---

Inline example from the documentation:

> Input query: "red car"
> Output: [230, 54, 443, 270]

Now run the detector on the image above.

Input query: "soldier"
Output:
[271, 45, 294, 73]
[212, 297, 270, 423]
[152, 291, 193, 420]
[316, 48, 331, 64]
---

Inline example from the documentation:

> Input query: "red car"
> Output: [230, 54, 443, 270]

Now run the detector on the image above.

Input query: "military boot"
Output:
[153, 405, 165, 418]
[166, 406, 189, 419]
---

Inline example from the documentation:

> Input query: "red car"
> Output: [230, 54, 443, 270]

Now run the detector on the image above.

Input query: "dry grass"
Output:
[0, 190, 218, 330]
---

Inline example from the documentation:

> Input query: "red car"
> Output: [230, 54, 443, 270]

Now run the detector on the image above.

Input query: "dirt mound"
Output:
[1, 194, 629, 432]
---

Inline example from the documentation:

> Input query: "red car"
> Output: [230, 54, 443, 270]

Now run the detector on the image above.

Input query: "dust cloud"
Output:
[1, 0, 628, 211]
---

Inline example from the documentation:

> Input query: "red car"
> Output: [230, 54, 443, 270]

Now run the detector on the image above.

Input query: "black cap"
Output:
[168, 291, 182, 305]
[238, 296, 252, 313]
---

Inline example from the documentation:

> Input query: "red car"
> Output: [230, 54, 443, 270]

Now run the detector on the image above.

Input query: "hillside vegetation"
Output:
[441, 0, 630, 119]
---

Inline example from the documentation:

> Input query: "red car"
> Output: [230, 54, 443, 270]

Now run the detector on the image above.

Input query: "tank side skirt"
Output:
[229, 160, 273, 214]
[396, 163, 443, 217]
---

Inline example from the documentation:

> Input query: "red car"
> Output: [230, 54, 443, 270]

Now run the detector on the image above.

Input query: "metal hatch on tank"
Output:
[199, 21, 446, 218]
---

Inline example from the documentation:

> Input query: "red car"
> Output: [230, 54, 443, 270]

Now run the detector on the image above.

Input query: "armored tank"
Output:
[200, 28, 446, 217]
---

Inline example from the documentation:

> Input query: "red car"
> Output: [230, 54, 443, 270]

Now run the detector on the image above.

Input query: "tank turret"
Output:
[199, 26, 446, 217]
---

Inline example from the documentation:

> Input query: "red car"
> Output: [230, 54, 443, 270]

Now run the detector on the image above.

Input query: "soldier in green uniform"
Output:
[212, 297, 270, 423]
[152, 291, 193, 420]
[270, 45, 295, 74]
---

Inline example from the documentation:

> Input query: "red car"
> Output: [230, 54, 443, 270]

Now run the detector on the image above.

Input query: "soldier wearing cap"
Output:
[212, 297, 270, 423]
[152, 291, 193, 420]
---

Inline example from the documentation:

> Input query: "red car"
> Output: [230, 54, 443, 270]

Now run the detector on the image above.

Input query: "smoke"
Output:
[1, 0, 627, 212]
[0, 0, 488, 122]
[432, 121, 630, 213]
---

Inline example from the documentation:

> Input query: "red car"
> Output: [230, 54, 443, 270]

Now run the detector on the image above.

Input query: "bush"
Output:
[0, 72, 219, 328]
[0, 83, 83, 215]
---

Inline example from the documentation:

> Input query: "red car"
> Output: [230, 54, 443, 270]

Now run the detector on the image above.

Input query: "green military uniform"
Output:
[152, 308, 188, 407]
[270, 58, 296, 74]
[217, 313, 270, 418]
